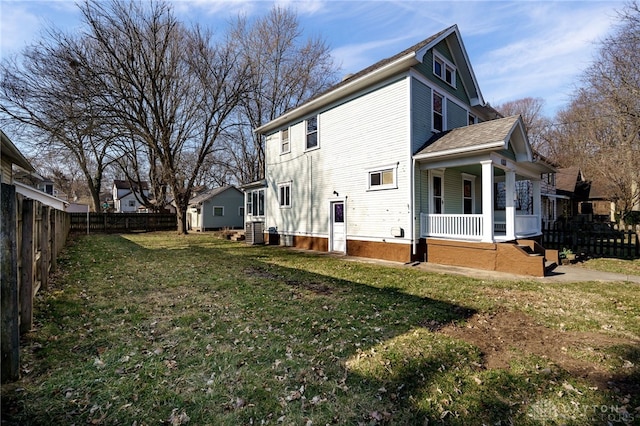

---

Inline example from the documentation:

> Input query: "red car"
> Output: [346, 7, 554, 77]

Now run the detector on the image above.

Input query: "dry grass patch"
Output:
[1, 233, 639, 425]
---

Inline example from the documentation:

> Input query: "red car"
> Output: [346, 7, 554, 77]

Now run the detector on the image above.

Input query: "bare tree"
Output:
[77, 0, 249, 233]
[494, 97, 550, 153]
[228, 6, 339, 183]
[0, 33, 116, 211]
[547, 1, 640, 222]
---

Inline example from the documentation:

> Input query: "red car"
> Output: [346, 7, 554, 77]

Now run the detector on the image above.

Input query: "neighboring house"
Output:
[554, 167, 591, 220]
[247, 25, 557, 276]
[2, 132, 69, 211]
[112, 180, 149, 213]
[12, 170, 68, 201]
[187, 186, 244, 231]
[2, 130, 35, 184]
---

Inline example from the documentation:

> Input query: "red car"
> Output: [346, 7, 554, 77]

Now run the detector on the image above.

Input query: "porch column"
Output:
[505, 169, 516, 240]
[481, 160, 494, 242]
[532, 179, 541, 233]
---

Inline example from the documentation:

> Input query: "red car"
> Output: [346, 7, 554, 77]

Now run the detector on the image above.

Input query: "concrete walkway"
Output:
[304, 249, 640, 283]
[415, 262, 640, 283]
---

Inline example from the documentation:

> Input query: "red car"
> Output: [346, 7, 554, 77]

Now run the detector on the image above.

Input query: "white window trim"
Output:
[410, 69, 469, 113]
[247, 188, 265, 217]
[433, 52, 457, 88]
[280, 127, 290, 154]
[432, 91, 446, 133]
[461, 173, 476, 214]
[213, 206, 224, 216]
[468, 112, 477, 126]
[305, 115, 320, 151]
[367, 164, 398, 191]
[278, 181, 292, 208]
[430, 169, 445, 214]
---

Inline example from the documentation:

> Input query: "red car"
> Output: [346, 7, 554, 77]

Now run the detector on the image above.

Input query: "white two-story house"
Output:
[112, 180, 149, 213]
[245, 25, 557, 276]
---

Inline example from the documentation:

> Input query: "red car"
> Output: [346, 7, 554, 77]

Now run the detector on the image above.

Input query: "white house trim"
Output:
[481, 160, 494, 242]
[409, 69, 478, 120]
[14, 181, 69, 211]
[255, 53, 419, 135]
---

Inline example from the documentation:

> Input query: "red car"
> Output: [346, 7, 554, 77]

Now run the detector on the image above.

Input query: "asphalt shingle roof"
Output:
[415, 115, 521, 156]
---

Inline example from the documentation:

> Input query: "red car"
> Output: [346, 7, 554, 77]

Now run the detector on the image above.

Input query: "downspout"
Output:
[200, 203, 204, 231]
[408, 74, 416, 258]
[411, 158, 416, 257]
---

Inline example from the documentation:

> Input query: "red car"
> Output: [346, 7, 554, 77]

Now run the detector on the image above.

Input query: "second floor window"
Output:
[281, 128, 290, 154]
[306, 116, 318, 150]
[433, 92, 444, 132]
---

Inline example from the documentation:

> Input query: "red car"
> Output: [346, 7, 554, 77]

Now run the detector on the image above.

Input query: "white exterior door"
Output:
[330, 201, 346, 253]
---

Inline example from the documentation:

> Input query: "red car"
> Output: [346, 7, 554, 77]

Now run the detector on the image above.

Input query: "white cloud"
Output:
[472, 2, 620, 115]
[0, 4, 40, 54]
[1, 0, 81, 58]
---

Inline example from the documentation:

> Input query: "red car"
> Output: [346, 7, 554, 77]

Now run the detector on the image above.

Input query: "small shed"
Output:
[188, 186, 244, 231]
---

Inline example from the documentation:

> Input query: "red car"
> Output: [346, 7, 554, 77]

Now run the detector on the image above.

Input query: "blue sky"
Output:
[0, 1, 625, 117]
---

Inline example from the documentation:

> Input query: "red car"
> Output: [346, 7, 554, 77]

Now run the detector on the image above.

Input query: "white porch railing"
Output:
[421, 213, 540, 239]
[420, 213, 484, 239]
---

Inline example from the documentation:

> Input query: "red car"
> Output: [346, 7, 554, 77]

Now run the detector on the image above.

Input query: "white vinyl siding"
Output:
[265, 77, 411, 241]
[411, 79, 432, 153]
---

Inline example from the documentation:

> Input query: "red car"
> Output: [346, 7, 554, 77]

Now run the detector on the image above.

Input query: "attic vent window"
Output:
[433, 53, 456, 88]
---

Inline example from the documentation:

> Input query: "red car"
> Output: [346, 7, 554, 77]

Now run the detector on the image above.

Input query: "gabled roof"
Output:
[188, 186, 241, 206]
[14, 181, 69, 211]
[414, 115, 531, 161]
[255, 25, 485, 135]
[555, 167, 584, 193]
[113, 179, 149, 191]
[1, 129, 35, 172]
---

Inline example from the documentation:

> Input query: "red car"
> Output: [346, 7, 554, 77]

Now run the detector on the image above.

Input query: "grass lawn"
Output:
[2, 232, 639, 425]
[579, 257, 640, 276]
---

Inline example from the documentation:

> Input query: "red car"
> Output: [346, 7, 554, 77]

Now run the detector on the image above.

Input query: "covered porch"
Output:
[414, 115, 555, 244]
[417, 159, 544, 242]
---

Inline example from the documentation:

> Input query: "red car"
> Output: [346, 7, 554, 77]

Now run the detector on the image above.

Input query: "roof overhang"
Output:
[14, 181, 69, 211]
[415, 25, 485, 107]
[1, 130, 35, 172]
[241, 179, 267, 191]
[414, 141, 503, 161]
[255, 53, 419, 136]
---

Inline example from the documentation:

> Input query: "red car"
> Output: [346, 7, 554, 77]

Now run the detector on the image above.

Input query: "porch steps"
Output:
[515, 240, 557, 276]
[516, 245, 541, 255]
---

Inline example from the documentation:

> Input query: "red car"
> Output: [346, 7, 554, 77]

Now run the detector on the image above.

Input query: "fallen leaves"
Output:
[168, 408, 190, 425]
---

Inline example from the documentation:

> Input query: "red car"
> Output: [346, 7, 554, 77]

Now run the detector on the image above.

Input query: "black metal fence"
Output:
[70, 213, 177, 233]
[542, 222, 639, 259]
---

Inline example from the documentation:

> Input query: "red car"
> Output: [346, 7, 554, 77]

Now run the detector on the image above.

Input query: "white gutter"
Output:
[255, 52, 420, 135]
[14, 181, 69, 211]
[413, 141, 505, 161]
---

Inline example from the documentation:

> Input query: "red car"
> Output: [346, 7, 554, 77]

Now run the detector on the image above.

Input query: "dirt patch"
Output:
[439, 310, 636, 392]
[243, 266, 332, 295]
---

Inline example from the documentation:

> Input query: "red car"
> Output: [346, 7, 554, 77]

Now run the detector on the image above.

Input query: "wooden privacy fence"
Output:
[69, 212, 177, 233]
[542, 223, 640, 259]
[1, 183, 70, 383]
